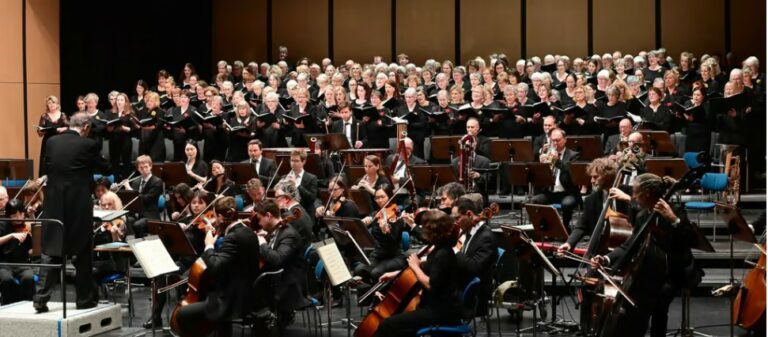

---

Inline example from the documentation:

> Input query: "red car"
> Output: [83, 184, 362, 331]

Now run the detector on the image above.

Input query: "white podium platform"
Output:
[0, 301, 121, 337]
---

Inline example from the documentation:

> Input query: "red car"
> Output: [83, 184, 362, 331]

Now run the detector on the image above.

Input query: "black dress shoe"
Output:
[33, 301, 49, 313]
[143, 318, 163, 329]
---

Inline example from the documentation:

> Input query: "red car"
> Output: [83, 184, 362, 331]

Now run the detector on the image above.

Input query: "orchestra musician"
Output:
[351, 155, 389, 207]
[242, 139, 276, 186]
[591, 173, 701, 337]
[356, 185, 407, 284]
[124, 155, 163, 238]
[384, 137, 426, 205]
[532, 115, 558, 155]
[168, 183, 193, 221]
[173, 196, 260, 337]
[242, 178, 266, 212]
[253, 198, 310, 330]
[531, 128, 581, 228]
[0, 187, 8, 212]
[452, 118, 492, 189]
[315, 177, 359, 218]
[35, 112, 111, 313]
[374, 210, 461, 337]
[92, 191, 128, 281]
[603, 118, 633, 155]
[273, 180, 314, 248]
[282, 149, 319, 221]
[0, 199, 34, 304]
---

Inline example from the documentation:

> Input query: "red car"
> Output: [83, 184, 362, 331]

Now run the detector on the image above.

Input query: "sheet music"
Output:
[93, 209, 129, 222]
[128, 235, 179, 278]
[315, 240, 352, 286]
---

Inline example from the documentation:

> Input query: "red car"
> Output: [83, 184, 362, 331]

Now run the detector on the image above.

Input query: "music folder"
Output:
[127, 235, 180, 279]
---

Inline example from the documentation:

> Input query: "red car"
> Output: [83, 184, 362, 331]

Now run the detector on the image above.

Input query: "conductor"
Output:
[33, 112, 110, 313]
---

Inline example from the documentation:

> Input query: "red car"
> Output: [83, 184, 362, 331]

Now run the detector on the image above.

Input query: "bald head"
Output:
[628, 132, 644, 144]
[619, 118, 632, 136]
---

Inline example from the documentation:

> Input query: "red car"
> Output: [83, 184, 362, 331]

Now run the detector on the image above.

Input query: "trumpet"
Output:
[539, 141, 558, 168]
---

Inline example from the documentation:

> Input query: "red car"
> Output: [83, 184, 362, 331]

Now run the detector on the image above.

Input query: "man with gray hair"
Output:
[34, 112, 110, 312]
[274, 179, 314, 247]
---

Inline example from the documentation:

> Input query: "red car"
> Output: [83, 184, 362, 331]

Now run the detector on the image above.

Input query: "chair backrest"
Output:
[401, 231, 411, 251]
[495, 248, 506, 267]
[157, 194, 166, 211]
[459, 277, 481, 319]
[700, 173, 728, 192]
[254, 268, 284, 289]
[235, 195, 245, 211]
[683, 152, 701, 169]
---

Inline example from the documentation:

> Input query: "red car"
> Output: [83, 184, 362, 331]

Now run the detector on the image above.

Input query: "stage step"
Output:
[0, 302, 121, 337]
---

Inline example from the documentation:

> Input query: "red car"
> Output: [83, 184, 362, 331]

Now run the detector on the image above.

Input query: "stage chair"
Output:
[415, 277, 481, 337]
[684, 173, 728, 241]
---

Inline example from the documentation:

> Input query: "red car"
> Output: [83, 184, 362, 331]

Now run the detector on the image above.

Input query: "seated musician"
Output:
[315, 177, 360, 219]
[124, 155, 163, 238]
[184, 141, 209, 187]
[0, 199, 34, 304]
[93, 176, 111, 206]
[169, 183, 193, 221]
[451, 118, 492, 191]
[374, 210, 462, 337]
[273, 180, 314, 247]
[591, 173, 701, 337]
[92, 191, 128, 281]
[330, 101, 365, 149]
[0, 187, 9, 214]
[356, 185, 407, 285]
[19, 180, 44, 218]
[351, 155, 389, 207]
[556, 158, 628, 335]
[242, 139, 276, 186]
[452, 197, 498, 317]
[145, 190, 210, 329]
[174, 196, 260, 337]
[532, 115, 557, 155]
[282, 149, 318, 221]
[462, 117, 491, 157]
[202, 161, 238, 198]
[384, 137, 426, 206]
[530, 128, 580, 228]
[603, 118, 633, 156]
[243, 178, 266, 212]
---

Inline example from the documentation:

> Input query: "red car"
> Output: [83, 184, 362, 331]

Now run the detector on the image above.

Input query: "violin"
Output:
[192, 210, 216, 232]
[375, 203, 399, 224]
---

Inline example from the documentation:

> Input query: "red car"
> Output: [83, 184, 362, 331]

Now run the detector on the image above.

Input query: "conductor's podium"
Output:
[0, 302, 121, 337]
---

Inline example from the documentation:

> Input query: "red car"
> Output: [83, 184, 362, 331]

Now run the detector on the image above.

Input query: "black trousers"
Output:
[530, 191, 579, 228]
[353, 253, 406, 284]
[175, 301, 232, 337]
[598, 281, 677, 337]
[0, 267, 35, 304]
[373, 307, 459, 337]
[34, 242, 97, 307]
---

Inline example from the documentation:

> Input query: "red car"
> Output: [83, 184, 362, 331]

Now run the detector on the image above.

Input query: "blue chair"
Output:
[3, 179, 27, 188]
[157, 195, 166, 213]
[235, 195, 245, 211]
[683, 152, 702, 169]
[685, 173, 728, 241]
[94, 174, 115, 184]
[298, 245, 323, 336]
[401, 231, 411, 251]
[416, 277, 481, 337]
[97, 273, 128, 307]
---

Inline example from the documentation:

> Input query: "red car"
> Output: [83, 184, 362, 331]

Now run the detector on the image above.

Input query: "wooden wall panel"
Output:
[395, 0, 454, 65]
[0, 83, 26, 159]
[272, 0, 329, 64]
[460, 0, 521, 63]
[593, 0, 654, 55]
[526, 0, 588, 58]
[731, 0, 766, 64]
[333, 0, 391, 64]
[26, 0, 59, 84]
[212, 0, 268, 64]
[0, 0, 22, 83]
[661, 0, 725, 59]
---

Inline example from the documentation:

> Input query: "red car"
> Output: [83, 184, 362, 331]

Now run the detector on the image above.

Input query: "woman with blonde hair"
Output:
[37, 95, 69, 176]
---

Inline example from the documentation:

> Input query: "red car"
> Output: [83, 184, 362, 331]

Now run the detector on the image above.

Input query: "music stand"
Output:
[410, 165, 457, 191]
[488, 139, 534, 163]
[348, 190, 372, 215]
[644, 158, 688, 180]
[146, 220, 198, 257]
[116, 190, 144, 215]
[566, 136, 603, 161]
[346, 166, 366, 187]
[339, 149, 391, 165]
[273, 155, 293, 176]
[430, 136, 462, 162]
[305, 153, 326, 179]
[528, 163, 555, 191]
[524, 204, 569, 242]
[569, 162, 591, 190]
[262, 147, 309, 160]
[226, 163, 257, 186]
[323, 217, 373, 262]
[158, 162, 187, 187]
[639, 130, 676, 156]
[305, 133, 352, 153]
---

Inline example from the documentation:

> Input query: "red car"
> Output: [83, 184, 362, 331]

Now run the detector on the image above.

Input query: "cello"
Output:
[596, 157, 709, 336]
[732, 243, 766, 331]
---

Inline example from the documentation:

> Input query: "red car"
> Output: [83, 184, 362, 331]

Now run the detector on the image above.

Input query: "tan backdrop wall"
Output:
[661, 0, 725, 59]
[395, 0, 454, 65]
[333, 0, 392, 64]
[272, 0, 329, 64]
[212, 0, 268, 66]
[593, 0, 655, 55]
[460, 0, 521, 63]
[526, 0, 588, 58]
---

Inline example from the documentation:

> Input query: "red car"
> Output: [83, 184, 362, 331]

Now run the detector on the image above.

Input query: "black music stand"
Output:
[524, 204, 569, 242]
[348, 190, 372, 215]
[146, 220, 198, 257]
[645, 158, 689, 180]
[346, 166, 366, 187]
[488, 139, 534, 163]
[116, 190, 144, 215]
[569, 162, 591, 190]
[410, 165, 456, 192]
[639, 130, 676, 156]
[156, 162, 187, 187]
[324, 217, 374, 261]
[340, 149, 391, 165]
[566, 136, 603, 161]
[430, 136, 462, 162]
[227, 163, 257, 186]
[273, 155, 293, 176]
[305, 133, 352, 153]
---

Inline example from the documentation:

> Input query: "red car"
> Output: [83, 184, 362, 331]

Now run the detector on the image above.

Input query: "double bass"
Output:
[732, 243, 766, 331]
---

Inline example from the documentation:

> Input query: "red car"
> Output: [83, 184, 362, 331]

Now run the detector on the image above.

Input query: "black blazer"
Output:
[330, 118, 366, 145]
[260, 223, 309, 312]
[200, 222, 261, 321]
[284, 171, 318, 218]
[451, 154, 492, 188]
[566, 188, 630, 248]
[242, 156, 277, 186]
[456, 224, 498, 316]
[130, 175, 163, 219]
[551, 148, 580, 194]
[42, 130, 110, 256]
[284, 204, 315, 249]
